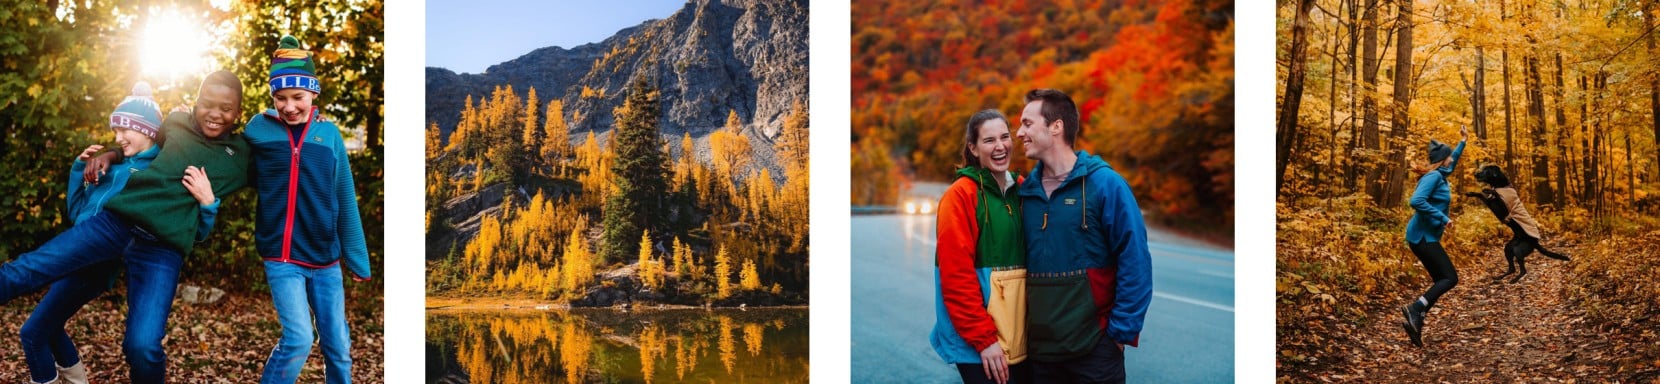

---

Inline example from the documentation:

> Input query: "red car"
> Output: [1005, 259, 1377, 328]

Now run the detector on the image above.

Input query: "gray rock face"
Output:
[425, 0, 808, 161]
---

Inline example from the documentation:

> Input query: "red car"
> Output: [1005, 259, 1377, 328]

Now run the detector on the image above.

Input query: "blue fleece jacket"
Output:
[1405, 140, 1465, 244]
[68, 145, 223, 242]
[1019, 151, 1152, 360]
[244, 108, 371, 280]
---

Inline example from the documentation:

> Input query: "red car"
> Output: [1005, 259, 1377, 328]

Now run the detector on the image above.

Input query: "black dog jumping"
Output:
[1464, 165, 1570, 283]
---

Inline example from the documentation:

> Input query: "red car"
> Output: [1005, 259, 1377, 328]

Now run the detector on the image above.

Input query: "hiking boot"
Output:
[1401, 303, 1424, 347]
[56, 362, 87, 384]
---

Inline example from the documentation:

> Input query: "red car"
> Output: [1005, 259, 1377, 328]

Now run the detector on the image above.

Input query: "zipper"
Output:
[278, 107, 315, 263]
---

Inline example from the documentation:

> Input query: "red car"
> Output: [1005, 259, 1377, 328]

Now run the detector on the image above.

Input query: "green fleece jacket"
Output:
[105, 111, 252, 255]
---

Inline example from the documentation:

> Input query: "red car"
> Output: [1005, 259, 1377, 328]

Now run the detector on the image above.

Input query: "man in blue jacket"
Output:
[1016, 88, 1153, 383]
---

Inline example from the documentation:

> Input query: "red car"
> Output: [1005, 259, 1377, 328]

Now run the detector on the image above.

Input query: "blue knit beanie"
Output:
[109, 81, 162, 138]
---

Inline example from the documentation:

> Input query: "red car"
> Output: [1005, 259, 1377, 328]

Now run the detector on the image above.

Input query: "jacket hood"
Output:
[955, 166, 1016, 193]
[1021, 150, 1113, 194]
[129, 143, 161, 161]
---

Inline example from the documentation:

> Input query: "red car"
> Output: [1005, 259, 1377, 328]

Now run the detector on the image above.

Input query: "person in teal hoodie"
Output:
[244, 35, 370, 384]
[1400, 126, 1468, 347]
[932, 109, 1029, 384]
[1015, 89, 1152, 384]
[19, 82, 193, 384]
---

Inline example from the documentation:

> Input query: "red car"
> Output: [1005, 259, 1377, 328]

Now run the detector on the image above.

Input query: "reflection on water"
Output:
[427, 308, 808, 383]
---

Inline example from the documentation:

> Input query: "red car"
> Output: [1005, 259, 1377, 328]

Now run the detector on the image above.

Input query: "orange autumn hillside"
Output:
[850, 0, 1235, 238]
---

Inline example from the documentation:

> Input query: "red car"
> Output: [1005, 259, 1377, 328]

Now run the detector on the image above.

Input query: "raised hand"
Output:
[82, 150, 121, 185]
[78, 145, 104, 160]
[181, 166, 216, 206]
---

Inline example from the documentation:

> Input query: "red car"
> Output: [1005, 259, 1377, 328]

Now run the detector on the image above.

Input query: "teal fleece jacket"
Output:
[243, 108, 371, 280]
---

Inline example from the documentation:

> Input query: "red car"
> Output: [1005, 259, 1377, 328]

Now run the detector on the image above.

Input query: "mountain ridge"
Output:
[425, 0, 807, 163]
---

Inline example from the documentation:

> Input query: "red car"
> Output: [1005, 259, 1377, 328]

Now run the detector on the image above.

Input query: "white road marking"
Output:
[1153, 291, 1234, 313]
[1197, 268, 1234, 279]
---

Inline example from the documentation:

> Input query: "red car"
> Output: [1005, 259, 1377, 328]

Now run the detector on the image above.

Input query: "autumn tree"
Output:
[638, 229, 660, 289]
[522, 86, 543, 173]
[1276, 0, 1315, 194]
[427, 122, 444, 162]
[777, 100, 809, 170]
[714, 245, 732, 298]
[740, 258, 761, 291]
[601, 77, 671, 263]
[562, 223, 594, 294]
[671, 236, 688, 275]
[543, 99, 571, 163]
[710, 111, 752, 202]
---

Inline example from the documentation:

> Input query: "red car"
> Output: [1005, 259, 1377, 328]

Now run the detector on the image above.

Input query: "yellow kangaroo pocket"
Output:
[987, 268, 1027, 364]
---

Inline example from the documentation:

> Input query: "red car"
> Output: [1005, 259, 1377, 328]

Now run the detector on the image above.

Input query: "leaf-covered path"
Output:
[1293, 245, 1645, 383]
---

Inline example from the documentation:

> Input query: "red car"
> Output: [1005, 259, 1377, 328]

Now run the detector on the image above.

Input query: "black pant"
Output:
[1030, 336, 1126, 384]
[957, 361, 1031, 384]
[1409, 240, 1459, 308]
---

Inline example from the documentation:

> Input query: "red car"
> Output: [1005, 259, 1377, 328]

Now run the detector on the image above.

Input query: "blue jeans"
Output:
[0, 212, 134, 304]
[261, 261, 352, 384]
[122, 235, 184, 384]
[19, 260, 120, 383]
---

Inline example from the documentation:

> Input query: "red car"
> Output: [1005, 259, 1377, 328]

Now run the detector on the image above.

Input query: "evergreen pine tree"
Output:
[601, 77, 670, 263]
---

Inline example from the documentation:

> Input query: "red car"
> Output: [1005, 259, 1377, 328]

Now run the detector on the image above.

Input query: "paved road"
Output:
[850, 214, 1234, 383]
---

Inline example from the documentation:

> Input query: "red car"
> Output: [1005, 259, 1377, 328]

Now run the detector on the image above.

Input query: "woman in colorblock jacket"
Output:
[931, 109, 1029, 384]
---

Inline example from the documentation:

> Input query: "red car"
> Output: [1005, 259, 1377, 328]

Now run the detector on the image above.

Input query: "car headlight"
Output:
[920, 201, 934, 214]
[905, 201, 918, 214]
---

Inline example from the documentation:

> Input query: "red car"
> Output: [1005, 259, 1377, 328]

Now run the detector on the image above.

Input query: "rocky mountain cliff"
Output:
[425, 0, 808, 149]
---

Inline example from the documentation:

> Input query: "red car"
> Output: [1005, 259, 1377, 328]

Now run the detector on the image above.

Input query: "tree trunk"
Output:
[1581, 75, 1593, 205]
[1328, 4, 1344, 205]
[1592, 73, 1606, 214]
[1277, 0, 1317, 196]
[1503, 0, 1516, 177]
[1526, 55, 1556, 206]
[1553, 53, 1570, 207]
[1474, 47, 1487, 140]
[1362, 0, 1384, 203]
[1382, 0, 1414, 207]
[1347, 0, 1363, 193]
[1650, 0, 1659, 186]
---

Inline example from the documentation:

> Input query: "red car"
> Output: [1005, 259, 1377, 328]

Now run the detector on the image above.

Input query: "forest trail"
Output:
[1307, 245, 1639, 383]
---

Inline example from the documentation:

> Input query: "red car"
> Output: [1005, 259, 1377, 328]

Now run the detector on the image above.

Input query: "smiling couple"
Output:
[932, 89, 1154, 384]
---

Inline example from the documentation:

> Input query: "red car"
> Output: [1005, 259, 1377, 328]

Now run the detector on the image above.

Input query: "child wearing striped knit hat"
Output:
[245, 34, 371, 384]
[19, 82, 165, 384]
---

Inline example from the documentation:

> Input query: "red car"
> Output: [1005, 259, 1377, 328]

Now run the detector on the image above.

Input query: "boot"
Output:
[1401, 300, 1426, 347]
[56, 361, 88, 384]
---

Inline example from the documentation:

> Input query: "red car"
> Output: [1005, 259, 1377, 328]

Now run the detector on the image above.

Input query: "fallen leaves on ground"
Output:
[0, 287, 383, 382]
[1278, 202, 1660, 383]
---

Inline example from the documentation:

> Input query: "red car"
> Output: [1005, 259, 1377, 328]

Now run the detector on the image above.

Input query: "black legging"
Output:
[1409, 241, 1459, 308]
[958, 362, 1031, 384]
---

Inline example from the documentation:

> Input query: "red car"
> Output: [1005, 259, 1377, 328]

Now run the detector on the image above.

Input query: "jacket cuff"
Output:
[965, 328, 998, 353]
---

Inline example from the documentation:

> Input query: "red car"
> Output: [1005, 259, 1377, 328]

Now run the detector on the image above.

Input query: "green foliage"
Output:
[226, 0, 383, 153]
[0, 1, 123, 258]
